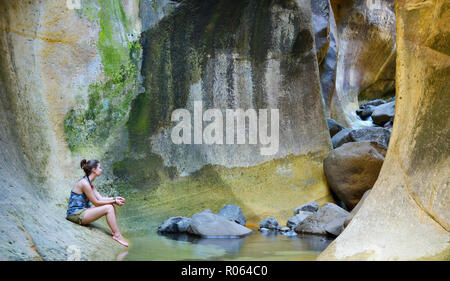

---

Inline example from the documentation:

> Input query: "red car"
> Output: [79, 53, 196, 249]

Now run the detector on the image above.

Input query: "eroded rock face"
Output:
[324, 142, 385, 209]
[319, 0, 450, 260]
[331, 0, 396, 126]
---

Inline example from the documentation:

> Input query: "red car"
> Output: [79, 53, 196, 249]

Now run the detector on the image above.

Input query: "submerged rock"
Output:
[287, 211, 314, 230]
[326, 118, 346, 138]
[217, 204, 246, 226]
[188, 210, 252, 237]
[324, 142, 385, 209]
[158, 216, 192, 233]
[371, 101, 395, 126]
[294, 202, 319, 214]
[295, 203, 349, 236]
[259, 217, 279, 230]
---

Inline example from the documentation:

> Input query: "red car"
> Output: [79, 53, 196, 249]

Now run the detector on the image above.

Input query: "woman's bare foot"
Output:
[112, 233, 129, 247]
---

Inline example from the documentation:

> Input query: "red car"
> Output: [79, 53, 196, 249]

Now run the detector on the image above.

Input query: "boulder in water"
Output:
[287, 211, 314, 229]
[295, 203, 349, 236]
[259, 217, 279, 230]
[188, 210, 252, 237]
[158, 216, 192, 233]
[217, 204, 246, 226]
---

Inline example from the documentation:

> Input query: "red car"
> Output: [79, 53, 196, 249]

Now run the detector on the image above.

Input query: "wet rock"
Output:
[287, 211, 314, 230]
[217, 204, 246, 226]
[326, 118, 346, 138]
[158, 216, 192, 233]
[332, 127, 391, 149]
[188, 210, 252, 237]
[278, 226, 290, 233]
[356, 106, 376, 120]
[259, 217, 279, 230]
[344, 189, 371, 227]
[295, 203, 349, 236]
[324, 142, 385, 209]
[259, 228, 270, 234]
[371, 101, 395, 126]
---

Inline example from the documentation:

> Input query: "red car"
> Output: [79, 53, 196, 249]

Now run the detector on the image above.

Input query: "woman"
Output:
[66, 159, 129, 247]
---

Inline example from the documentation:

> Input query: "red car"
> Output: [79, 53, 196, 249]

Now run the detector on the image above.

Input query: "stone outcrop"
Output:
[319, 0, 450, 260]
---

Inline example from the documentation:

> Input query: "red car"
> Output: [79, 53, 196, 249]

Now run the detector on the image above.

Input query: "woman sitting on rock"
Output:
[66, 159, 129, 247]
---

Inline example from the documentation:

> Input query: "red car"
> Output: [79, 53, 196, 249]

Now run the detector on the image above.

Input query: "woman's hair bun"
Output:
[80, 159, 87, 169]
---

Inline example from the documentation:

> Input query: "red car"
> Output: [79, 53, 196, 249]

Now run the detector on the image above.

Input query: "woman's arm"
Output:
[82, 183, 116, 207]
[92, 185, 113, 201]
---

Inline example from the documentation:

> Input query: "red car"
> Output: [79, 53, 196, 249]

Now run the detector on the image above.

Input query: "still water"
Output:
[116, 225, 334, 261]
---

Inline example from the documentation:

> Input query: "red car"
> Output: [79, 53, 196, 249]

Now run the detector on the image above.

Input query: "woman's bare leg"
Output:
[82, 205, 128, 247]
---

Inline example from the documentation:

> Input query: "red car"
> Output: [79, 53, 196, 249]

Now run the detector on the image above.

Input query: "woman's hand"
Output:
[115, 197, 125, 206]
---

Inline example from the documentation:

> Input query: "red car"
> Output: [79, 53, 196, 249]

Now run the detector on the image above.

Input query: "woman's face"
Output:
[92, 163, 103, 176]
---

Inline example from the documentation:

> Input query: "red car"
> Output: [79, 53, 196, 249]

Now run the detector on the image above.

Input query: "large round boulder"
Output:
[324, 142, 386, 209]
[187, 210, 252, 237]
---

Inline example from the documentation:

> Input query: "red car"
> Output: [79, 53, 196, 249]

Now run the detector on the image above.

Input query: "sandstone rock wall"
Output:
[319, 0, 449, 260]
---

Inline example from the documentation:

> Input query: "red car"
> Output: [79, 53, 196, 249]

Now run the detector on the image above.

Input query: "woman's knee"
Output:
[105, 204, 114, 213]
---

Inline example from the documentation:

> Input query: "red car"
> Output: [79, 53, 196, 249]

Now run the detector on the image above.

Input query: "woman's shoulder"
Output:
[72, 177, 90, 193]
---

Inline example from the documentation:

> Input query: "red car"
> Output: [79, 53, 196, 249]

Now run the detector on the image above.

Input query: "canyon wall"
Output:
[319, 0, 449, 260]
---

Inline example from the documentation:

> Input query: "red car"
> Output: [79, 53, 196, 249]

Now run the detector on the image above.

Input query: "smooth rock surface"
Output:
[344, 189, 371, 228]
[188, 210, 252, 237]
[324, 142, 385, 209]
